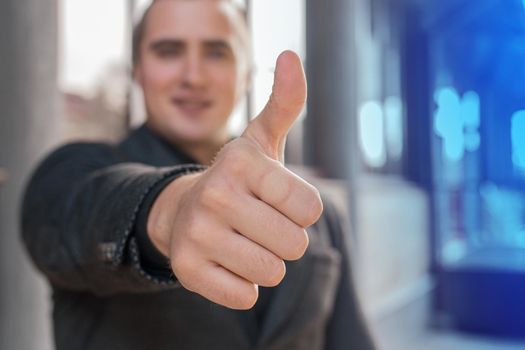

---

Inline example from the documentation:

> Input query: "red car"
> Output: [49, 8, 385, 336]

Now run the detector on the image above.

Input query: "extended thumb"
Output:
[242, 50, 307, 161]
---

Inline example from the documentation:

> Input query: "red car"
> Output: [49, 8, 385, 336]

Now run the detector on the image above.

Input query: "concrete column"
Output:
[304, 0, 359, 180]
[304, 0, 361, 245]
[0, 0, 60, 349]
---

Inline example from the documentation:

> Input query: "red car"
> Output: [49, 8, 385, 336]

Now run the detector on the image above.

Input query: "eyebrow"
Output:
[149, 38, 233, 53]
[149, 39, 184, 51]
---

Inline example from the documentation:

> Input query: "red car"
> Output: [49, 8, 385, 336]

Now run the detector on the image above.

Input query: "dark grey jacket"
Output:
[21, 125, 375, 350]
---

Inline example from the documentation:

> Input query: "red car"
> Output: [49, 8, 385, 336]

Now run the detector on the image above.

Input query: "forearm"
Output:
[21, 143, 203, 296]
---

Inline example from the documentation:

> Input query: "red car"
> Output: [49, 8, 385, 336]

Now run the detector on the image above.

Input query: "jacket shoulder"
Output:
[31, 142, 120, 176]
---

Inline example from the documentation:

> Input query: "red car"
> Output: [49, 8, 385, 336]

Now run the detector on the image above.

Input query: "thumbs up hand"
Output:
[148, 51, 323, 310]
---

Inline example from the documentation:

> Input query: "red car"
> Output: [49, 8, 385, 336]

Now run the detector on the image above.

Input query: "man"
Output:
[21, 0, 375, 349]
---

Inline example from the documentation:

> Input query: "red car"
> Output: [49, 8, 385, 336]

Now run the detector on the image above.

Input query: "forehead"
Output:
[144, 0, 239, 41]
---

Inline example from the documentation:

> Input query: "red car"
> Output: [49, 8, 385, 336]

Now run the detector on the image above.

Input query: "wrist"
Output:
[147, 172, 202, 257]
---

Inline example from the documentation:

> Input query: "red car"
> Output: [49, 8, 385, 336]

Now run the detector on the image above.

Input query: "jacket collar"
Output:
[118, 124, 200, 167]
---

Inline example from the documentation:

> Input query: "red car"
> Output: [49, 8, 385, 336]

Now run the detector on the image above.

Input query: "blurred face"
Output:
[134, 0, 250, 144]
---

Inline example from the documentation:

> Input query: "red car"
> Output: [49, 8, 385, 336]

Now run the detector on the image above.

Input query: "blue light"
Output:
[511, 110, 525, 174]
[462, 92, 480, 128]
[480, 184, 525, 248]
[462, 91, 481, 152]
[359, 101, 386, 168]
[384, 96, 404, 160]
[434, 88, 463, 161]
[434, 87, 481, 162]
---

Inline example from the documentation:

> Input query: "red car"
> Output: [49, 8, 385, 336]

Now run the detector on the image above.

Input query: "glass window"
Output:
[429, 1, 525, 267]
[59, 0, 129, 142]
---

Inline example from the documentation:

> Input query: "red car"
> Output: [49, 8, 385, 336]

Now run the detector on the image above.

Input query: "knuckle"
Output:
[185, 221, 206, 245]
[305, 188, 323, 226]
[171, 259, 196, 292]
[220, 144, 253, 177]
[261, 166, 292, 206]
[198, 180, 231, 211]
[277, 179, 293, 207]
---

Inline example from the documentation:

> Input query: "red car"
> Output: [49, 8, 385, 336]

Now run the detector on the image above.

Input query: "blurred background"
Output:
[1, 0, 525, 349]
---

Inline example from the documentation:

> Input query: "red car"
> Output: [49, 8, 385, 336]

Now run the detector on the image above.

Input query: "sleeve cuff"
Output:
[134, 164, 206, 280]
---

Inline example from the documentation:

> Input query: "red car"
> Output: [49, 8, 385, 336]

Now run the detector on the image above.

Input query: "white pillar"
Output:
[0, 0, 60, 349]
[304, 0, 360, 180]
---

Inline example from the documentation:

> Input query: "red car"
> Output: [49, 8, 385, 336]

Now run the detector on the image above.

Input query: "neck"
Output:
[145, 122, 230, 165]
[174, 136, 228, 165]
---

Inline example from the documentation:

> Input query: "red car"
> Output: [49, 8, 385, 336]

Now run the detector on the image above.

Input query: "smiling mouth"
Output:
[172, 98, 212, 115]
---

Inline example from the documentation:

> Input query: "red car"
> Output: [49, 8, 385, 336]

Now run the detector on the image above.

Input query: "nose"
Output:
[181, 53, 206, 89]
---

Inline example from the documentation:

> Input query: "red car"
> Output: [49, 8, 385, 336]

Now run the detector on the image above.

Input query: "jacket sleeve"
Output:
[323, 197, 377, 350]
[20, 143, 205, 296]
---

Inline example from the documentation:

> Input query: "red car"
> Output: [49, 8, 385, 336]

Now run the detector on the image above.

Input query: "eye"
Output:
[206, 47, 229, 60]
[155, 45, 183, 59]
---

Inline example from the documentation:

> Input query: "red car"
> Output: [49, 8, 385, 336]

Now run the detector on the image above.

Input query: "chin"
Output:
[148, 114, 225, 144]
